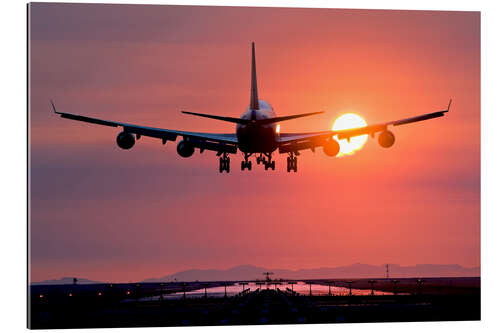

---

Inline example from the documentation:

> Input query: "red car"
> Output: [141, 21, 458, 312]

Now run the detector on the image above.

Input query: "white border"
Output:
[1, 0, 498, 332]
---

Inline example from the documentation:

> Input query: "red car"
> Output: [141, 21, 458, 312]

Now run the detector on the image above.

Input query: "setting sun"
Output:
[332, 113, 368, 156]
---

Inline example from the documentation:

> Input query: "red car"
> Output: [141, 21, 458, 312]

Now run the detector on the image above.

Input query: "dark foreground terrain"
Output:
[29, 278, 480, 329]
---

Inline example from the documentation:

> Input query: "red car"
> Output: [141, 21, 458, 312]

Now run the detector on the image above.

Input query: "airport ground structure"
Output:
[28, 277, 480, 329]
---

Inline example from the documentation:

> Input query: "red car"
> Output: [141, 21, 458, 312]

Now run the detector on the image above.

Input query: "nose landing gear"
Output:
[287, 152, 298, 172]
[256, 154, 264, 165]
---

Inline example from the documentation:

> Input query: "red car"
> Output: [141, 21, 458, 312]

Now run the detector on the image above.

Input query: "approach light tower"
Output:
[202, 284, 209, 299]
[326, 281, 335, 296]
[306, 282, 313, 296]
[368, 280, 377, 296]
[263, 272, 274, 282]
[392, 280, 400, 295]
[344, 281, 354, 296]
[239, 282, 248, 292]
[182, 282, 187, 300]
[417, 279, 424, 295]
[385, 264, 390, 279]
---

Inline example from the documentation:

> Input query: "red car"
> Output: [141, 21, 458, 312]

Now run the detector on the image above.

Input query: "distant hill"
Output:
[143, 264, 480, 282]
[31, 277, 104, 285]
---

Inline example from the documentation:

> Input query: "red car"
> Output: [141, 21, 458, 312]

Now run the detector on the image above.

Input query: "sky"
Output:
[29, 3, 480, 283]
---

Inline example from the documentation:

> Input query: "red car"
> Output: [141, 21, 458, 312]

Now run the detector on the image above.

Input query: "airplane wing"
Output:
[51, 101, 238, 153]
[278, 100, 451, 154]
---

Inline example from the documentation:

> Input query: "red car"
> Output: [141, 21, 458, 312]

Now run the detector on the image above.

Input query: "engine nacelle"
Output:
[378, 130, 395, 148]
[116, 131, 135, 150]
[323, 139, 340, 157]
[177, 140, 195, 158]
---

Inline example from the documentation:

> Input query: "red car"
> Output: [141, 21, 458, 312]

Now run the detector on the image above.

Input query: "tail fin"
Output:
[250, 42, 259, 110]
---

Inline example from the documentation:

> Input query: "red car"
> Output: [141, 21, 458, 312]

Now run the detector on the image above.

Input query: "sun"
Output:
[332, 113, 368, 156]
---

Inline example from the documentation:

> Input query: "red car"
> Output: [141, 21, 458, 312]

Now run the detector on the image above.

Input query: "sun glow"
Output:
[332, 113, 368, 156]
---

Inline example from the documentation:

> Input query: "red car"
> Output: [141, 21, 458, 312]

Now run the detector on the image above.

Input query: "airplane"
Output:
[52, 42, 451, 173]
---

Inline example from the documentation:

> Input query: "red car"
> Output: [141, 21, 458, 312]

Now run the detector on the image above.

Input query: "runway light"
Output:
[68, 293, 72, 297]
[98, 292, 102, 296]
[126, 290, 131, 295]
[39, 294, 44, 298]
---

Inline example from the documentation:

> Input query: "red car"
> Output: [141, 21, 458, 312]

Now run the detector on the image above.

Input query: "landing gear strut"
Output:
[287, 152, 298, 173]
[219, 153, 230, 173]
[241, 153, 252, 171]
[256, 154, 264, 165]
[263, 153, 275, 171]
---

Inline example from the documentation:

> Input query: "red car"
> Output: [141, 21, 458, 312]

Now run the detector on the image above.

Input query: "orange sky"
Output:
[29, 4, 479, 282]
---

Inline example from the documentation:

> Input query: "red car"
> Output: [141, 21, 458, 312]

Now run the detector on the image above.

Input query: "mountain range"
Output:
[142, 263, 480, 282]
[31, 277, 103, 285]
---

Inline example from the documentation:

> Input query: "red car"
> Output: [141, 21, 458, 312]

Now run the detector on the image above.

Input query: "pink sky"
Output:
[29, 4, 479, 282]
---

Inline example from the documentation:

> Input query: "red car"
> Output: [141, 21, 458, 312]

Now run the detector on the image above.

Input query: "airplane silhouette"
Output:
[53, 42, 451, 173]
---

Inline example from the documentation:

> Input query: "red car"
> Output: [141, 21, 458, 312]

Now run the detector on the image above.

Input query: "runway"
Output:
[29, 277, 480, 328]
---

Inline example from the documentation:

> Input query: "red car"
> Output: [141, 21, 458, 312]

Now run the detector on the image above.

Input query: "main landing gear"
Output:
[241, 153, 275, 171]
[263, 153, 275, 171]
[287, 152, 298, 172]
[241, 153, 252, 171]
[219, 152, 230, 173]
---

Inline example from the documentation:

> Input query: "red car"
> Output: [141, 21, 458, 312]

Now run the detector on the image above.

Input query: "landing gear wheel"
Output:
[241, 156, 253, 171]
[219, 155, 230, 173]
[263, 153, 274, 171]
[287, 154, 298, 172]
[241, 153, 253, 171]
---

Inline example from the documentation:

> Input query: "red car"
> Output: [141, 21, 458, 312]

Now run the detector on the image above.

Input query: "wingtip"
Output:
[50, 99, 58, 114]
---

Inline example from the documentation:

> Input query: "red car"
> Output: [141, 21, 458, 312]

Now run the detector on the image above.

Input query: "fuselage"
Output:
[236, 100, 278, 153]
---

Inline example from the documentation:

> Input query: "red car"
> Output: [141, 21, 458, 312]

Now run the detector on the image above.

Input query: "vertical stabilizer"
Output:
[250, 42, 260, 110]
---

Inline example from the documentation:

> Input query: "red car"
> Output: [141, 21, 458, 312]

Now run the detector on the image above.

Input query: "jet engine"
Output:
[116, 131, 135, 150]
[177, 140, 195, 158]
[323, 139, 340, 157]
[378, 130, 395, 148]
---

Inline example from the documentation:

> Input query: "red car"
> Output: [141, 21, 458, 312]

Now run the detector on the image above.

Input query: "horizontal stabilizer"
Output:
[182, 110, 324, 126]
[256, 111, 324, 125]
[182, 110, 324, 125]
[181, 111, 249, 125]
